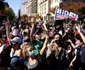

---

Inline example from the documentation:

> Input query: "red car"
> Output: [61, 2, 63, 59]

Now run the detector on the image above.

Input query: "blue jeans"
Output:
[10, 56, 28, 67]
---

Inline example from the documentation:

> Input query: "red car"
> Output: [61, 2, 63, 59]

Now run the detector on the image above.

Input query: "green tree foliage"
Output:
[35, 13, 43, 20]
[3, 7, 15, 20]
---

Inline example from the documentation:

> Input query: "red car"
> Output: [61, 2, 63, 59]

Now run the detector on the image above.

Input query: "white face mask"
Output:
[29, 50, 35, 57]
[59, 30, 63, 35]
[67, 50, 71, 53]
[75, 41, 80, 47]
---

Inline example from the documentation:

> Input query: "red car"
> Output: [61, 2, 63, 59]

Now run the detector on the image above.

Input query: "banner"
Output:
[54, 8, 78, 21]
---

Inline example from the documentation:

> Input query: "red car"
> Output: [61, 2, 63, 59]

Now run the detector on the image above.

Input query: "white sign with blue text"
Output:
[54, 8, 78, 21]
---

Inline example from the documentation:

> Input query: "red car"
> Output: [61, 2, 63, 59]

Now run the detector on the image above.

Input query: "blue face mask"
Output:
[29, 50, 35, 57]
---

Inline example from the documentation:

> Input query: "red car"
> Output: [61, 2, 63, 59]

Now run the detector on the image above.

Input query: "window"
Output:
[42, 5, 43, 14]
[51, 0, 53, 4]
[40, 0, 46, 4]
[55, 0, 58, 2]
[42, 6, 43, 14]
[44, 3, 46, 14]
[40, 6, 42, 14]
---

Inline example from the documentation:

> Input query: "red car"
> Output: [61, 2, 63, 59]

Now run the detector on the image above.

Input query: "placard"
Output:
[54, 8, 78, 21]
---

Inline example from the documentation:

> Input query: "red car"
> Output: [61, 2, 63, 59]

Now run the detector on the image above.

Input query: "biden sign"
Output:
[54, 8, 78, 21]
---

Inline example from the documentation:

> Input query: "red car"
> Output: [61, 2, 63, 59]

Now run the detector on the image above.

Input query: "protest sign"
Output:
[54, 8, 78, 21]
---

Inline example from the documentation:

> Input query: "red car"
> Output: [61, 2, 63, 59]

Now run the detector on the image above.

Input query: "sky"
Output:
[5, 0, 23, 15]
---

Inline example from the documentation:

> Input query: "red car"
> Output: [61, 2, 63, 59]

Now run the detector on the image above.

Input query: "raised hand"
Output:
[43, 20, 48, 31]
[31, 18, 35, 23]
[5, 22, 10, 26]
[69, 62, 73, 67]
[65, 28, 70, 33]
[67, 39, 72, 43]
[75, 24, 81, 33]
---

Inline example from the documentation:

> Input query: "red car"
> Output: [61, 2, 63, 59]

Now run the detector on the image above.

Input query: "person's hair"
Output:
[55, 39, 61, 44]
[75, 34, 83, 42]
[36, 28, 43, 34]
[21, 44, 33, 59]
[24, 36, 30, 42]
[53, 33, 62, 40]
[82, 24, 85, 29]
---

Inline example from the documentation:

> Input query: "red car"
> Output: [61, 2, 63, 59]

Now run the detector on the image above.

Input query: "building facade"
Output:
[27, 1, 32, 16]
[31, 0, 37, 14]
[50, 0, 62, 8]
[21, 0, 37, 16]
[26, 0, 37, 16]
[37, 0, 61, 20]
[21, 1, 28, 16]
[21, 0, 85, 18]
[37, 0, 50, 19]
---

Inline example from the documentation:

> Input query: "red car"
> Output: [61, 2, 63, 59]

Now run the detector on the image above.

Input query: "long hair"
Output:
[20, 43, 33, 59]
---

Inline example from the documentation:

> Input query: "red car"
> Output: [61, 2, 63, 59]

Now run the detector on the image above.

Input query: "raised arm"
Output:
[10, 48, 14, 57]
[69, 56, 76, 67]
[40, 34, 49, 55]
[43, 20, 48, 31]
[76, 24, 85, 43]
[5, 22, 11, 45]
[68, 39, 77, 49]
[41, 21, 49, 39]
[30, 18, 35, 41]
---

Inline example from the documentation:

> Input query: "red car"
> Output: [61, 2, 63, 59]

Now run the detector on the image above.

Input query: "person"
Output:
[9, 37, 24, 69]
[10, 26, 21, 39]
[46, 33, 62, 58]
[51, 39, 66, 70]
[46, 33, 66, 70]
[5, 22, 25, 69]
[69, 33, 85, 70]
[76, 24, 85, 43]
[0, 38, 7, 54]
[20, 36, 32, 60]
[0, 40, 10, 68]
[20, 32, 49, 70]
[29, 18, 49, 70]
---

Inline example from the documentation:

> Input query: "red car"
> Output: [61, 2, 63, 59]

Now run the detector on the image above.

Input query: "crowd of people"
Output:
[0, 18, 85, 70]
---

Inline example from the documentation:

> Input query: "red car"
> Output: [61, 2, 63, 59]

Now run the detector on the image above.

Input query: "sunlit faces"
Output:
[75, 39, 82, 47]
[54, 34, 60, 40]
[35, 33, 41, 40]
[26, 46, 35, 57]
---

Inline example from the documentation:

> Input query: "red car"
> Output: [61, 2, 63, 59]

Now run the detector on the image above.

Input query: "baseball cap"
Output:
[10, 37, 21, 44]
[12, 29, 19, 36]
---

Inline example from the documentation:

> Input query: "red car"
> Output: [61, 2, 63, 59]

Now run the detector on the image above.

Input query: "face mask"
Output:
[11, 44, 16, 48]
[75, 42, 80, 47]
[29, 50, 35, 57]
